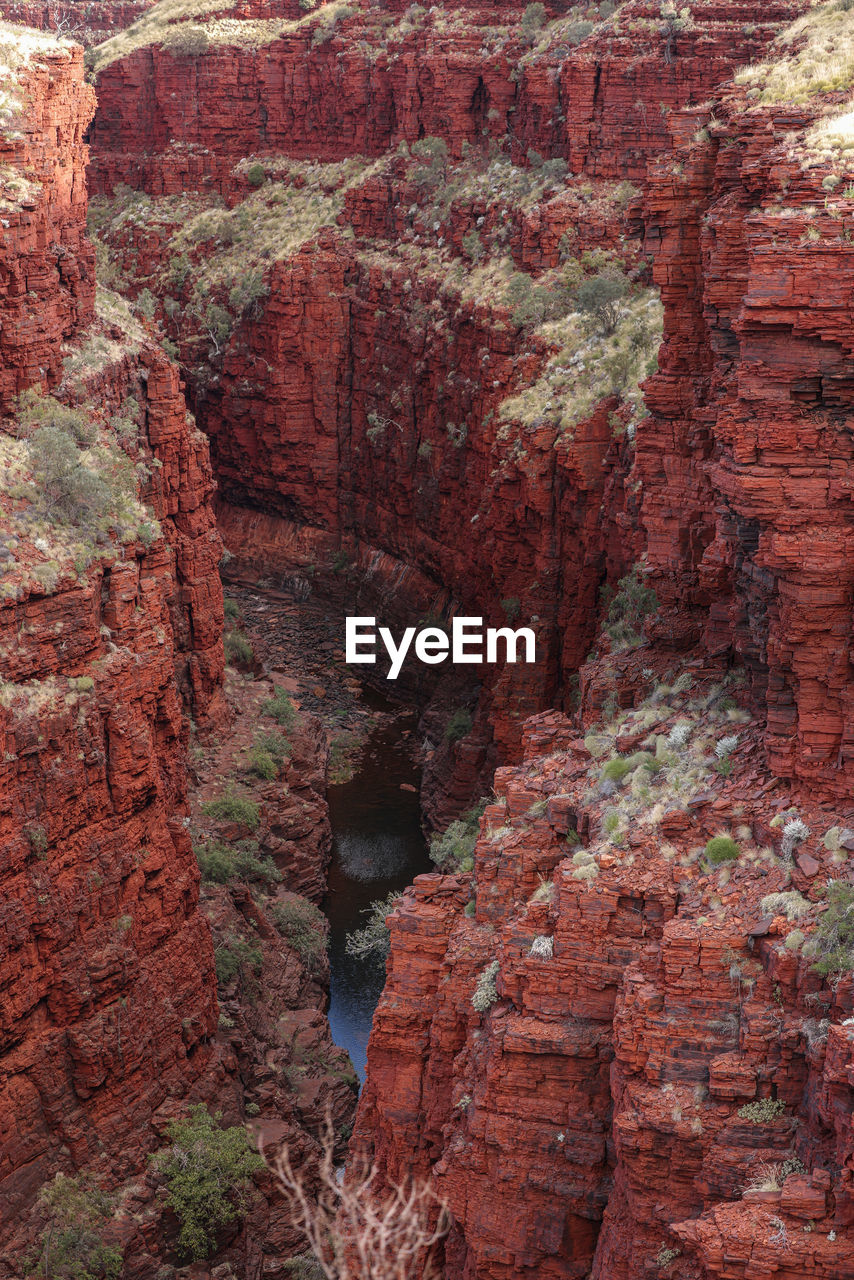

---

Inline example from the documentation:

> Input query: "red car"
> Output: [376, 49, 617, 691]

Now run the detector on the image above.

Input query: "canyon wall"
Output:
[639, 87, 854, 801]
[73, 2, 854, 1276]
[352, 14, 854, 1280]
[0, 30, 356, 1276]
[0, 35, 94, 407]
[355, 659, 854, 1280]
[0, 40, 223, 1242]
[85, 0, 807, 794]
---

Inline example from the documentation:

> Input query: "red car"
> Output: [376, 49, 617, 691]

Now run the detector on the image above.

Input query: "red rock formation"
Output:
[0, 31, 230, 1262]
[88, 1, 803, 196]
[639, 87, 854, 801]
[354, 658, 854, 1280]
[85, 0, 807, 803]
[0, 363, 223, 1259]
[0, 34, 94, 408]
[0, 1, 156, 45]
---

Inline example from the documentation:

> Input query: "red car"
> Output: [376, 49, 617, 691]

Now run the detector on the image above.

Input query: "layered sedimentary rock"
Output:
[639, 85, 854, 800]
[0, 39, 226, 1244]
[352, 9, 854, 1279]
[0, 323, 225, 1256]
[88, 0, 804, 194]
[0, 1, 155, 45]
[0, 30, 355, 1273]
[355, 653, 854, 1279]
[0, 31, 94, 407]
[85, 0, 808, 799]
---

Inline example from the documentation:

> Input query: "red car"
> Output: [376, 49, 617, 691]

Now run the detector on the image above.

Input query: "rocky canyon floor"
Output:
[3, 0, 854, 1278]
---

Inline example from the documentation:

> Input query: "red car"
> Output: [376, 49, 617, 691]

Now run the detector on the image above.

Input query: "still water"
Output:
[323, 707, 431, 1084]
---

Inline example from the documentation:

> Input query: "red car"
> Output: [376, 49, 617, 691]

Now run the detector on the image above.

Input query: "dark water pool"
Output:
[323, 708, 431, 1085]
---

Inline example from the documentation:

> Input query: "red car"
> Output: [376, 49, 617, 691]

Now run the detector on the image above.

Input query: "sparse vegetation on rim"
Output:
[736, 0, 854, 104]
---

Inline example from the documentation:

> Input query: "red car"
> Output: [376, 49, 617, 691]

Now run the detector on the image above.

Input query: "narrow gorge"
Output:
[1, 1, 854, 1278]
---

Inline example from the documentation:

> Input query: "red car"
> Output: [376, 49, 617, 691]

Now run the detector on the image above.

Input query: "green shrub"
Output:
[329, 732, 360, 784]
[152, 1105, 263, 1259]
[737, 1098, 786, 1124]
[602, 757, 632, 784]
[271, 897, 327, 973]
[215, 939, 263, 985]
[565, 18, 594, 44]
[223, 597, 240, 619]
[254, 730, 291, 766]
[262, 687, 296, 729]
[810, 881, 854, 977]
[26, 824, 48, 855]
[246, 162, 266, 188]
[246, 746, 276, 779]
[462, 229, 484, 262]
[445, 707, 473, 742]
[163, 24, 211, 55]
[411, 136, 448, 190]
[345, 891, 403, 960]
[34, 1173, 123, 1280]
[202, 790, 260, 829]
[228, 269, 268, 317]
[196, 839, 280, 885]
[17, 389, 94, 445]
[520, 1, 546, 41]
[27, 427, 133, 530]
[224, 630, 253, 667]
[705, 836, 741, 864]
[605, 565, 658, 649]
[429, 799, 487, 872]
[576, 270, 630, 336]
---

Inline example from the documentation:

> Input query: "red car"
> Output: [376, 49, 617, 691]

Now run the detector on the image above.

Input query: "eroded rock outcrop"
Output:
[0, 30, 94, 407]
[0, 30, 354, 1276]
[354, 653, 854, 1279]
[639, 66, 854, 800]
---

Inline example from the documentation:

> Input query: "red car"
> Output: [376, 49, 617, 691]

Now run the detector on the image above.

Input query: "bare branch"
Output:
[262, 1118, 448, 1280]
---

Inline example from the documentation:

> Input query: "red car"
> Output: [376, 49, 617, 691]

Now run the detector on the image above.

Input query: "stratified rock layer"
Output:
[0, 35, 94, 407]
[639, 89, 854, 800]
[354, 664, 854, 1280]
[0, 339, 224, 1253]
[0, 33, 229, 1258]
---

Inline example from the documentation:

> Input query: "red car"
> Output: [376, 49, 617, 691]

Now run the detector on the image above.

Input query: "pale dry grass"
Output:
[0, 20, 72, 136]
[736, 1, 854, 104]
[91, 0, 355, 73]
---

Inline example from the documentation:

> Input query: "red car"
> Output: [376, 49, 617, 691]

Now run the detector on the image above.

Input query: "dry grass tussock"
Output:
[736, 0, 854, 104]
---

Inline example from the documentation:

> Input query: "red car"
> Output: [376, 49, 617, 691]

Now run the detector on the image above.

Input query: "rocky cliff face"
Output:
[0, 32, 94, 407]
[8, 1, 854, 1277]
[351, 9, 854, 1280]
[0, 308, 225, 1260]
[0, 2, 155, 46]
[354, 655, 854, 1279]
[85, 0, 805, 806]
[0, 29, 355, 1275]
[639, 80, 854, 802]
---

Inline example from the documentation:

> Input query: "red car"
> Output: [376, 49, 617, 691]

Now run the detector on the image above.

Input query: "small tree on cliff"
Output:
[152, 1105, 264, 1259]
[269, 1121, 448, 1280]
[576, 270, 629, 337]
[658, 2, 693, 65]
